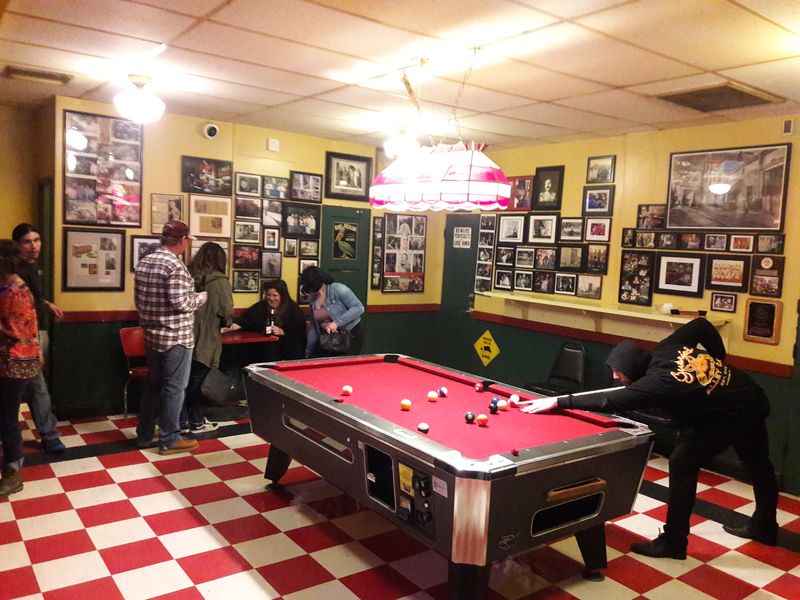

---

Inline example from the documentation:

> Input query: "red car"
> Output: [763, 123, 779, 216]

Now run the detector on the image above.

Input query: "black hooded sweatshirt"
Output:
[557, 318, 769, 425]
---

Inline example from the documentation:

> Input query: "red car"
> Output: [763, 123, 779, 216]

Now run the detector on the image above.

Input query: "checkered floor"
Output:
[4, 421, 800, 599]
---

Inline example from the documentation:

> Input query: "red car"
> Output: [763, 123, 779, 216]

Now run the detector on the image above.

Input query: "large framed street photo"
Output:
[666, 144, 790, 231]
[325, 152, 372, 201]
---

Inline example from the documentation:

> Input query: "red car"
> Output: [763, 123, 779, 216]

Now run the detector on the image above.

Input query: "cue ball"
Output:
[509, 394, 521, 406]
[476, 414, 489, 427]
[489, 404, 499, 415]
[417, 422, 430, 434]
[497, 399, 509, 411]
[474, 382, 483, 392]
[400, 399, 412, 411]
[427, 390, 439, 401]
[341, 385, 353, 396]
[465, 411, 476, 424]
[438, 386, 448, 397]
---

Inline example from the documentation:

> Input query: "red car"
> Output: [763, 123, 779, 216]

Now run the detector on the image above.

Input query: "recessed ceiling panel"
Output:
[558, 89, 705, 123]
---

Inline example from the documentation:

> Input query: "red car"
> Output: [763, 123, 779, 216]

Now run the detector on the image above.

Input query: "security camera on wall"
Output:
[203, 122, 220, 140]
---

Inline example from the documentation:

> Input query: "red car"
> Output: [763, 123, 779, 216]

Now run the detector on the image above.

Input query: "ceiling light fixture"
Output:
[113, 75, 165, 124]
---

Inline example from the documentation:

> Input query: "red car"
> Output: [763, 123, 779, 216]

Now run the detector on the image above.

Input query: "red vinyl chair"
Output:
[119, 326, 148, 418]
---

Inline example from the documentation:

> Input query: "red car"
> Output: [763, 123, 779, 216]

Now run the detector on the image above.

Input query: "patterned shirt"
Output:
[0, 278, 41, 379]
[134, 247, 202, 351]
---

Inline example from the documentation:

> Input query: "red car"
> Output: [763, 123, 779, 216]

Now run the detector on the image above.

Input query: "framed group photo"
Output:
[63, 227, 125, 291]
[282, 202, 321, 238]
[262, 176, 288, 199]
[655, 253, 706, 297]
[325, 152, 372, 201]
[581, 186, 614, 217]
[705, 254, 750, 292]
[619, 250, 655, 306]
[289, 170, 323, 203]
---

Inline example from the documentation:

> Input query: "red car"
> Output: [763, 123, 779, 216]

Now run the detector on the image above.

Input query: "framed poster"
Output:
[324, 152, 372, 201]
[744, 299, 782, 345]
[232, 270, 259, 293]
[710, 292, 737, 313]
[654, 253, 705, 297]
[130, 235, 161, 272]
[181, 156, 232, 196]
[705, 254, 750, 292]
[150, 193, 184, 234]
[332, 222, 358, 259]
[63, 227, 125, 291]
[262, 176, 288, 199]
[235, 172, 262, 197]
[235, 196, 262, 221]
[64, 110, 143, 227]
[282, 202, 321, 238]
[667, 143, 791, 231]
[532, 166, 564, 211]
[289, 170, 323, 203]
[383, 214, 426, 293]
[189, 194, 231, 238]
[586, 155, 615, 184]
[750, 255, 784, 298]
[507, 175, 533, 211]
[618, 250, 654, 306]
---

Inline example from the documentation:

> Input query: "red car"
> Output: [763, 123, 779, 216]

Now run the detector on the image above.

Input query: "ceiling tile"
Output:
[537, 131, 603, 143]
[153, 76, 299, 106]
[493, 22, 700, 86]
[0, 63, 97, 105]
[464, 61, 607, 102]
[720, 57, 800, 102]
[7, 0, 194, 42]
[172, 22, 390, 83]
[736, 0, 800, 34]
[496, 102, 638, 131]
[458, 114, 574, 138]
[715, 100, 800, 121]
[591, 124, 657, 137]
[557, 89, 704, 123]
[627, 73, 727, 96]
[239, 107, 371, 138]
[0, 40, 109, 82]
[577, 0, 800, 71]
[129, 0, 229, 17]
[516, 0, 629, 19]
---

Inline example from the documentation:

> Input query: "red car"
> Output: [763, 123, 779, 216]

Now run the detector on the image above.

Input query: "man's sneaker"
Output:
[723, 522, 778, 546]
[159, 438, 199, 455]
[0, 468, 23, 497]
[630, 531, 687, 559]
[190, 418, 219, 434]
[42, 437, 66, 454]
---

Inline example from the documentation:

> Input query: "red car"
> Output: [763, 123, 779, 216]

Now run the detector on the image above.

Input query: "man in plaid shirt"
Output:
[135, 221, 207, 454]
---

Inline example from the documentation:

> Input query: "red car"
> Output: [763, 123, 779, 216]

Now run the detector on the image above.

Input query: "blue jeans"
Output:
[25, 331, 59, 441]
[137, 345, 192, 448]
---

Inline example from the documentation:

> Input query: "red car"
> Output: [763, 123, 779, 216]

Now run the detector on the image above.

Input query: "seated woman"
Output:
[228, 279, 306, 361]
[300, 267, 365, 357]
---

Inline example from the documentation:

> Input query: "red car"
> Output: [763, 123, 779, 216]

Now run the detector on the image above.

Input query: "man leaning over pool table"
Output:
[524, 318, 780, 559]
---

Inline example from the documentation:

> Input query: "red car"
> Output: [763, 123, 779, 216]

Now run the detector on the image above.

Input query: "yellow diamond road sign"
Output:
[474, 330, 500, 367]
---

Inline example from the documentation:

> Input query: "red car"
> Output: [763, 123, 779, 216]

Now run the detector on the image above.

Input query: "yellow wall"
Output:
[0, 104, 37, 233]
[486, 116, 799, 366]
[52, 96, 441, 312]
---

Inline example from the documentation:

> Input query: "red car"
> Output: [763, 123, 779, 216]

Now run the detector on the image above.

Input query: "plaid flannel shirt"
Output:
[135, 248, 202, 352]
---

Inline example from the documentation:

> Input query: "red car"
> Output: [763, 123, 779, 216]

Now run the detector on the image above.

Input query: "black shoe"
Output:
[0, 468, 23, 497]
[630, 531, 687, 559]
[723, 522, 778, 546]
[42, 437, 66, 454]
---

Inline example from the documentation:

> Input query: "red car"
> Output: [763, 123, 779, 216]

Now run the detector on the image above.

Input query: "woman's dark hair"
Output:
[190, 242, 227, 277]
[299, 266, 333, 293]
[0, 239, 21, 279]
[262, 279, 292, 305]
[11, 223, 40, 243]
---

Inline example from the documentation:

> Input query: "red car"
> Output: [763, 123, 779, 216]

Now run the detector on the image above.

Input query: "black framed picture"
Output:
[507, 175, 534, 211]
[635, 231, 656, 249]
[655, 232, 678, 249]
[750, 255, 784, 298]
[557, 245, 585, 272]
[677, 232, 704, 250]
[533, 271, 555, 293]
[260, 251, 282, 279]
[619, 250, 654, 306]
[554, 273, 577, 295]
[704, 233, 728, 251]
[728, 234, 754, 253]
[621, 228, 636, 248]
[654, 253, 706, 297]
[581, 186, 614, 217]
[757, 233, 784, 254]
[577, 274, 603, 299]
[586, 244, 609, 274]
[263, 227, 280, 250]
[494, 269, 512, 290]
[262, 199, 282, 228]
[233, 221, 261, 245]
[514, 270, 533, 291]
[532, 165, 564, 211]
[744, 299, 782, 345]
[150, 193, 184, 234]
[284, 238, 298, 258]
[299, 239, 319, 257]
[515, 247, 535, 269]
[235, 172, 262, 197]
[534, 247, 557, 270]
[181, 156, 232, 196]
[262, 176, 288, 199]
[528, 214, 558, 244]
[232, 244, 260, 269]
[584, 217, 611, 242]
[496, 246, 515, 267]
[289, 171, 323, 203]
[586, 155, 616, 184]
[637, 204, 666, 229]
[232, 270, 259, 293]
[234, 196, 262, 221]
[705, 254, 750, 293]
[130, 235, 161, 272]
[282, 202, 321, 238]
[559, 218, 583, 242]
[498, 215, 525, 243]
[710, 292, 737, 313]
[63, 227, 126, 291]
[325, 152, 372, 201]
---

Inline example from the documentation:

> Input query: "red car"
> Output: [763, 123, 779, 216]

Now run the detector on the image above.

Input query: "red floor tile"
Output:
[78, 499, 139, 528]
[606, 555, 671, 593]
[209, 461, 261, 481]
[285, 521, 353, 553]
[56, 425, 78, 436]
[695, 488, 751, 510]
[70, 416, 109, 424]
[151, 588, 204, 600]
[306, 494, 361, 519]
[686, 533, 730, 562]
[154, 456, 206, 475]
[11, 493, 72, 519]
[679, 564, 758, 600]
[281, 466, 320, 486]
[0, 566, 39, 600]
[642, 466, 668, 482]
[360, 528, 428, 562]
[646, 505, 705, 527]
[100, 537, 172, 574]
[59, 469, 114, 492]
[764, 573, 800, 600]
[119, 476, 175, 498]
[43, 576, 124, 600]
[257, 555, 334, 595]
[25, 529, 95, 563]
[192, 439, 229, 454]
[697, 471, 731, 486]
[83, 430, 127, 445]
[233, 444, 269, 461]
[144, 507, 209, 536]
[421, 582, 505, 600]
[180, 482, 237, 506]
[520, 547, 584, 583]
[98, 450, 149, 469]
[178, 546, 250, 584]
[213, 514, 280, 545]
[242, 488, 293, 513]
[604, 523, 647, 554]
[518, 587, 580, 600]
[341, 565, 420, 600]
[785, 517, 800, 534]
[778, 494, 800, 517]
[21, 463, 55, 481]
[736, 540, 800, 571]
[0, 520, 21, 544]
[111, 417, 139, 429]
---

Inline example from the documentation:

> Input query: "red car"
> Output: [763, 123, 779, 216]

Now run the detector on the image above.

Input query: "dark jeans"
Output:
[666, 415, 778, 541]
[1, 377, 33, 470]
[181, 361, 210, 428]
[24, 331, 59, 440]
[137, 345, 192, 448]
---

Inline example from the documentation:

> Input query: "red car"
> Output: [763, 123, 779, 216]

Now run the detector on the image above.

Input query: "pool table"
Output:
[245, 355, 653, 600]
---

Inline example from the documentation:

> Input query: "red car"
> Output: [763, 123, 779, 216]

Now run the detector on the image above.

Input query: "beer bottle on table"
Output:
[266, 308, 275, 335]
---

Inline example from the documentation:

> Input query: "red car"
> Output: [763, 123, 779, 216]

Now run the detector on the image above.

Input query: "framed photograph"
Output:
[586, 244, 609, 274]
[577, 274, 603, 299]
[494, 269, 512, 290]
[515, 247, 535, 269]
[284, 237, 297, 257]
[711, 292, 737, 313]
[705, 254, 751, 292]
[514, 270, 533, 291]
[476, 262, 493, 279]
[498, 215, 525, 243]
[677, 232, 704, 250]
[474, 276, 492, 294]
[289, 171, 323, 203]
[262, 175, 289, 199]
[372, 215, 384, 291]
[528, 214, 558, 244]
[234, 221, 261, 244]
[181, 156, 232, 196]
[750, 255, 784, 298]
[479, 214, 497, 231]
[189, 239, 229, 271]
[637, 204, 666, 229]
[533, 271, 555, 293]
[704, 233, 728, 251]
[232, 245, 260, 269]
[635, 231, 656, 249]
[507, 176, 533, 211]
[555, 273, 577, 295]
[534, 247, 557, 270]
[150, 193, 184, 234]
[584, 217, 611, 242]
[655, 253, 706, 297]
[263, 227, 280, 250]
[558, 245, 584, 272]
[282, 202, 321, 238]
[559, 218, 583, 242]
[532, 166, 564, 211]
[130, 235, 161, 272]
[586, 155, 616, 184]
[262, 199, 282, 228]
[757, 234, 784, 254]
[260, 251, 282, 279]
[744, 299, 782, 345]
[582, 186, 614, 216]
[656, 232, 678, 249]
[232, 270, 259, 293]
[478, 231, 495, 248]
[325, 152, 372, 201]
[477, 246, 493, 263]
[64, 110, 143, 227]
[234, 196, 262, 221]
[189, 194, 231, 238]
[667, 144, 790, 231]
[496, 246, 515, 266]
[299, 258, 319, 275]
[235, 172, 262, 197]
[62, 227, 125, 291]
[619, 250, 655, 306]
[299, 239, 319, 257]
[728, 234, 754, 253]
[621, 228, 636, 248]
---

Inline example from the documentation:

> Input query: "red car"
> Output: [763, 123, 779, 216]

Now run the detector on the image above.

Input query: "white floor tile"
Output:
[559, 573, 639, 600]
[159, 525, 230, 559]
[197, 569, 279, 600]
[263, 504, 325, 531]
[226, 474, 268, 497]
[196, 497, 258, 524]
[49, 456, 104, 478]
[107, 462, 162, 483]
[60, 435, 87, 448]
[283, 580, 360, 600]
[0, 501, 13, 522]
[612, 513, 667, 540]
[32, 550, 110, 592]
[217, 433, 263, 449]
[10, 478, 64, 501]
[632, 493, 664, 513]
[331, 510, 395, 540]
[708, 550, 784, 588]
[166, 469, 221, 490]
[646, 579, 716, 600]
[250, 458, 267, 472]
[733, 502, 797, 526]
[234, 532, 305, 568]
[390, 550, 448, 590]
[648, 457, 669, 472]
[130, 490, 192, 516]
[311, 541, 383, 578]
[113, 559, 193, 600]
[716, 480, 756, 501]
[67, 484, 127, 509]
[690, 520, 748, 549]
[286, 479, 342, 505]
[87, 517, 155, 550]
[0, 541, 30, 571]
[72, 421, 117, 434]
[194, 450, 245, 469]
[17, 509, 83, 540]
[626, 550, 703, 578]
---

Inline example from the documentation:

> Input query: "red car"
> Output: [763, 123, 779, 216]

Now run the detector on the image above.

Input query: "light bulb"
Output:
[708, 183, 731, 195]
[113, 83, 165, 124]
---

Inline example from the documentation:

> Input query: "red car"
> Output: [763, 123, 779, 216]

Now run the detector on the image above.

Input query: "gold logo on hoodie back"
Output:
[670, 347, 731, 394]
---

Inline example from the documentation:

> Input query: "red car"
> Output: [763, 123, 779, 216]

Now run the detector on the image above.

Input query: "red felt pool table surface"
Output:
[271, 355, 620, 460]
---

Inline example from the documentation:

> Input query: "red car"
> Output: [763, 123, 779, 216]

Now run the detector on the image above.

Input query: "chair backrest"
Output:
[119, 326, 146, 360]
[547, 342, 586, 389]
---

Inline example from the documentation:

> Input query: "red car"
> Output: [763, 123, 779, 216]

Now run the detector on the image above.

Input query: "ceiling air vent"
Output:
[658, 83, 780, 112]
[3, 66, 72, 85]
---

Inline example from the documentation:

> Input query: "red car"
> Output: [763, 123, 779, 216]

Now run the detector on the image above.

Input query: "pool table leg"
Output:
[575, 523, 607, 581]
[448, 562, 490, 600]
[264, 445, 292, 484]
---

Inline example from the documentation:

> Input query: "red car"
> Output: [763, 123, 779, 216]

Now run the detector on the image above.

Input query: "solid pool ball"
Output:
[508, 394, 521, 406]
[465, 411, 476, 424]
[476, 414, 489, 427]
[497, 399, 509, 411]
[491, 396, 499, 404]
[417, 422, 430, 434]
[489, 404, 499, 415]
[400, 399, 412, 411]
[438, 386, 448, 397]
[341, 385, 353, 396]
[427, 391, 439, 402]
[474, 382, 483, 392]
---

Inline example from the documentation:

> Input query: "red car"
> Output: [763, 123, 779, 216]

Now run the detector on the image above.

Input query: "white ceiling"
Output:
[2, 0, 800, 148]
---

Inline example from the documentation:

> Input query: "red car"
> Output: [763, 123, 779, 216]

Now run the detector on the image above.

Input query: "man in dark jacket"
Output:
[525, 318, 779, 559]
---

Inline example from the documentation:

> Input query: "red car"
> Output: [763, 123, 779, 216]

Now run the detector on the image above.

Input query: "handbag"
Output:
[319, 328, 352, 353]
[200, 368, 241, 406]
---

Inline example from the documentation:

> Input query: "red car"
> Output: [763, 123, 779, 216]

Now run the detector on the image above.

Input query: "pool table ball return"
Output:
[245, 355, 653, 600]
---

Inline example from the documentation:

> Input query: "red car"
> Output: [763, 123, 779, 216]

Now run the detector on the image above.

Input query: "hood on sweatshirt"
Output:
[606, 340, 652, 382]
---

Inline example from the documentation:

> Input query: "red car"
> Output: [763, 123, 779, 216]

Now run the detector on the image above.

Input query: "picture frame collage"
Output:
[382, 214, 426, 293]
